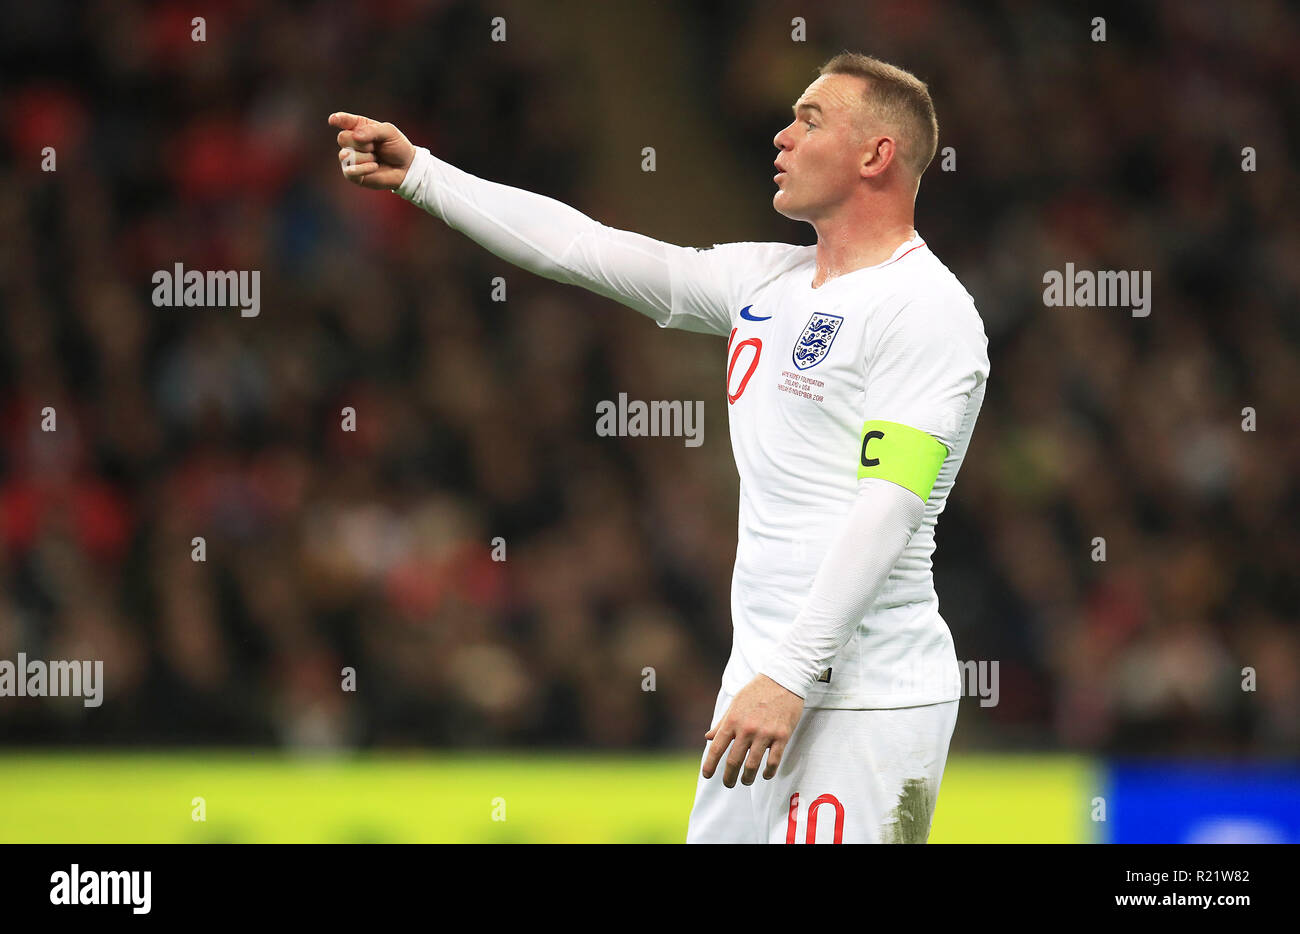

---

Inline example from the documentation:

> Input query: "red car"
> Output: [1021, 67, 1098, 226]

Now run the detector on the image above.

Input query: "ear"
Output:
[860, 135, 896, 179]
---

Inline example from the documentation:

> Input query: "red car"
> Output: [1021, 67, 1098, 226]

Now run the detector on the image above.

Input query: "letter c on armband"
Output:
[856, 420, 948, 502]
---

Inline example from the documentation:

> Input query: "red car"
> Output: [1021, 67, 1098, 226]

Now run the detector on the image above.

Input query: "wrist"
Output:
[394, 145, 433, 200]
[757, 665, 811, 701]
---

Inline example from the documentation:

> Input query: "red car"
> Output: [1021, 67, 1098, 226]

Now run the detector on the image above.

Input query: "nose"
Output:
[773, 120, 797, 153]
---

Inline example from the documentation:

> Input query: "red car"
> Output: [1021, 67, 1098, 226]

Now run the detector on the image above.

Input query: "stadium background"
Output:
[1, 0, 1297, 842]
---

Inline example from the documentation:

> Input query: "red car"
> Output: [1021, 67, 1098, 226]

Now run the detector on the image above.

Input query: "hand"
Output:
[328, 111, 416, 191]
[702, 674, 804, 788]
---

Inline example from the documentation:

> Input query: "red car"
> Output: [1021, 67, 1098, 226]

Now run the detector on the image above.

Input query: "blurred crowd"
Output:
[1, 0, 1296, 755]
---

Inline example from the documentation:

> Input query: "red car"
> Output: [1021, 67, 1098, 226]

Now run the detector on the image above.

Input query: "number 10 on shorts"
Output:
[786, 792, 846, 844]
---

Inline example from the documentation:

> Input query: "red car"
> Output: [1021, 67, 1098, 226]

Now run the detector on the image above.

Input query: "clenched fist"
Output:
[328, 112, 416, 190]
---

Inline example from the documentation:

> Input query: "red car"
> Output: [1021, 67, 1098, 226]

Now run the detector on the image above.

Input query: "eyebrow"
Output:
[792, 101, 823, 117]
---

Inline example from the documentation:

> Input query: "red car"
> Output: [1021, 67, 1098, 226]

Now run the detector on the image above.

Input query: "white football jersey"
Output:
[661, 234, 990, 708]
[392, 149, 988, 709]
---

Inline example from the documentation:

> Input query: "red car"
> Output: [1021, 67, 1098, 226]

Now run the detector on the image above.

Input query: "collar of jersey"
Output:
[877, 232, 925, 267]
[804, 232, 926, 289]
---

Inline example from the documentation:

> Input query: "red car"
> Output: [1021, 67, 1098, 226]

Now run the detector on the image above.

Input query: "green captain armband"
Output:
[856, 420, 949, 502]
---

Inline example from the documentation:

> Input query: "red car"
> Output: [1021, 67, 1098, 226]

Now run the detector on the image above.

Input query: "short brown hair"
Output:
[818, 52, 939, 180]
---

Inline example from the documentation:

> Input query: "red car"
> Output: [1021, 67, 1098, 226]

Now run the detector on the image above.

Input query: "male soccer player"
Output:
[330, 51, 989, 844]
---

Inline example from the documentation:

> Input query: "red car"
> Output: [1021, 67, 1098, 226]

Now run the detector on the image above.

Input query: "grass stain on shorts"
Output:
[883, 777, 935, 844]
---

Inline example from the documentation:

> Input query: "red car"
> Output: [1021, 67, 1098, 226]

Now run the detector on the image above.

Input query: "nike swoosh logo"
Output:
[739, 305, 771, 321]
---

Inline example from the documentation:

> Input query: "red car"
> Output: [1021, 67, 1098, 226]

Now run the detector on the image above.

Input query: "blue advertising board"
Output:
[1104, 762, 1300, 843]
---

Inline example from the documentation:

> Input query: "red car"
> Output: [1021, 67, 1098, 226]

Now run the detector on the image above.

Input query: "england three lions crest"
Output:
[792, 312, 844, 370]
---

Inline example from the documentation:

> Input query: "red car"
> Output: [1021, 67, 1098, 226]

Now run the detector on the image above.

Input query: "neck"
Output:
[809, 198, 917, 289]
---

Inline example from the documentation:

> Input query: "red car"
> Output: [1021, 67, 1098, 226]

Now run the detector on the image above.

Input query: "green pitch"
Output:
[0, 752, 1095, 843]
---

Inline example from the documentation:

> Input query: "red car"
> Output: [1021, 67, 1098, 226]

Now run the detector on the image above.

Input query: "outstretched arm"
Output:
[330, 111, 701, 329]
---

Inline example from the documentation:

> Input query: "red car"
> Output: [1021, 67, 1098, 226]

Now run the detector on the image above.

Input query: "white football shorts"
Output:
[686, 685, 959, 843]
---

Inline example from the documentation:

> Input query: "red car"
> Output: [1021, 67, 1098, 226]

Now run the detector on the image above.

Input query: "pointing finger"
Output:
[328, 111, 363, 130]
